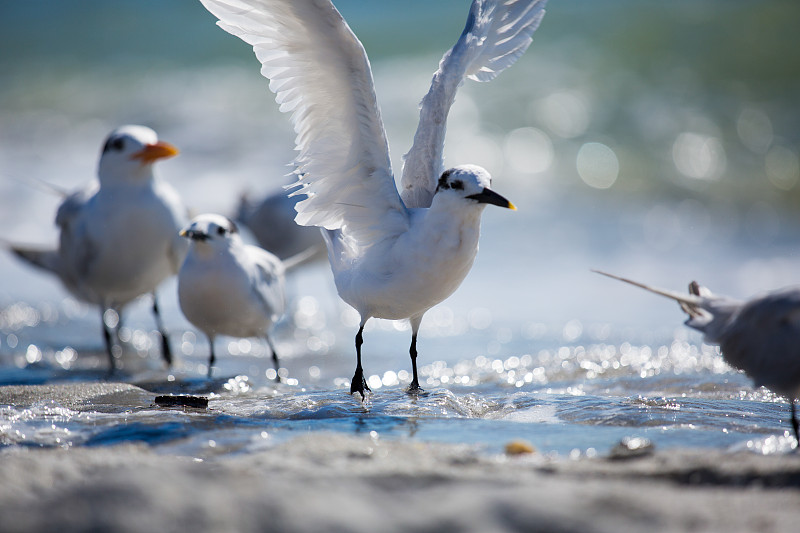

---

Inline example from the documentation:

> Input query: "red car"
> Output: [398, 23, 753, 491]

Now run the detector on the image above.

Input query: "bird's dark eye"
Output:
[217, 226, 226, 236]
[450, 180, 464, 190]
[437, 169, 454, 191]
[103, 136, 125, 153]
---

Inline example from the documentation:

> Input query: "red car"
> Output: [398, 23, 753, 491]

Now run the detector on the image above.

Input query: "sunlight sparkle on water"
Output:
[224, 375, 251, 394]
[0, 302, 41, 332]
[25, 345, 42, 364]
[740, 433, 797, 455]
[103, 309, 119, 329]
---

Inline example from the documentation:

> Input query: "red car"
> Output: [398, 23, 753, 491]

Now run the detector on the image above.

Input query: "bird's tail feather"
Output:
[592, 270, 704, 315]
[7, 175, 70, 198]
[10, 245, 61, 275]
[282, 244, 324, 272]
[593, 269, 743, 343]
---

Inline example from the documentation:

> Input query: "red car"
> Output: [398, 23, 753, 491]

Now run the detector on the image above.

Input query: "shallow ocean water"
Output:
[1, 0, 800, 458]
[1, 262, 797, 458]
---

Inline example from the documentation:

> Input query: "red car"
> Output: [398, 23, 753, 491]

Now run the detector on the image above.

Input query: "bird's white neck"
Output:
[426, 193, 486, 230]
[401, 197, 485, 278]
[98, 164, 155, 188]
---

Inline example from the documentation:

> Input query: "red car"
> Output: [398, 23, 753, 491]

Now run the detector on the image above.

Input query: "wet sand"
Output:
[1, 383, 799, 533]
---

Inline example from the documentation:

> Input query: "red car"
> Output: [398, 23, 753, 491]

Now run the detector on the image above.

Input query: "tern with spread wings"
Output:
[200, 0, 547, 396]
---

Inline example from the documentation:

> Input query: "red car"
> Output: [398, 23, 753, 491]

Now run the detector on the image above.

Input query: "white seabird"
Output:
[11, 125, 188, 371]
[178, 213, 286, 378]
[199, 0, 547, 396]
[595, 270, 800, 443]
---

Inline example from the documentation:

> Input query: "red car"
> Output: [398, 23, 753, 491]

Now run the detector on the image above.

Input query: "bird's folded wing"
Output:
[248, 245, 286, 319]
[54, 188, 98, 288]
[715, 289, 800, 391]
[54, 187, 95, 229]
[400, 0, 547, 208]
[200, 0, 409, 246]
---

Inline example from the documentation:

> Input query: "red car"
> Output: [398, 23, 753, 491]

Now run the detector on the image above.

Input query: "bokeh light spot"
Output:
[503, 127, 554, 175]
[576, 142, 619, 189]
[672, 132, 725, 180]
[534, 90, 590, 139]
[765, 145, 799, 191]
[736, 108, 773, 154]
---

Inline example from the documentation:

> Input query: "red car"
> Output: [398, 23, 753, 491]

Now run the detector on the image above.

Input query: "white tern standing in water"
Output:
[11, 125, 187, 371]
[199, 0, 547, 397]
[178, 214, 287, 379]
[595, 270, 800, 443]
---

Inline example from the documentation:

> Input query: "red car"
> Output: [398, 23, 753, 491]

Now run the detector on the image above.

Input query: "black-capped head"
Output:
[180, 214, 240, 245]
[434, 164, 515, 210]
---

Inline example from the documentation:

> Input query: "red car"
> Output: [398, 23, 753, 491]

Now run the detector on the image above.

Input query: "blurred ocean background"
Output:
[1, 0, 800, 457]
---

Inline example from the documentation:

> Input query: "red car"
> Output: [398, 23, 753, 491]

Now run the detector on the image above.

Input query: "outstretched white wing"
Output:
[400, 0, 547, 208]
[200, 0, 409, 246]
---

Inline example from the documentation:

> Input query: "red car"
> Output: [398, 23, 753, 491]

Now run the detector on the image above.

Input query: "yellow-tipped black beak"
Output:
[180, 228, 209, 242]
[466, 188, 516, 210]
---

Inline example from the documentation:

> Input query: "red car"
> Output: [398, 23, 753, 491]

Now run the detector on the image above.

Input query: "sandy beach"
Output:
[1, 383, 799, 533]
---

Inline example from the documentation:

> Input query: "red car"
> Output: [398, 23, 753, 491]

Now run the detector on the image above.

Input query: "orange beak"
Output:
[130, 140, 179, 164]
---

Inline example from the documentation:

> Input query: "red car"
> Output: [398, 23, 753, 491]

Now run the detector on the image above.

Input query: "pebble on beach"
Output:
[505, 440, 536, 456]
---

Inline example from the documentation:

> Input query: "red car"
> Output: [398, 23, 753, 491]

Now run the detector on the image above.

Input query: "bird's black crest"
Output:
[102, 135, 125, 153]
[437, 169, 454, 190]
[437, 169, 464, 192]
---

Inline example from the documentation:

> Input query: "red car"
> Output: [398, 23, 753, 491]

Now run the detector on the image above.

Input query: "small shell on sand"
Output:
[505, 440, 536, 455]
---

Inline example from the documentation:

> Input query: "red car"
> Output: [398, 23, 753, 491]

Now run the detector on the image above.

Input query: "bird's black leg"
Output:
[207, 336, 216, 379]
[266, 335, 281, 383]
[791, 399, 799, 445]
[151, 292, 173, 367]
[113, 310, 123, 344]
[350, 323, 370, 397]
[408, 333, 422, 393]
[102, 308, 117, 373]
[407, 316, 423, 394]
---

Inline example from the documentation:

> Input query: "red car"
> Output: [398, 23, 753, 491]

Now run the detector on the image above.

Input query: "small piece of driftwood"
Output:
[154, 395, 209, 409]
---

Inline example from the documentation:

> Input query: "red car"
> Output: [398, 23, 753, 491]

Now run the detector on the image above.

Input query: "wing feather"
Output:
[200, 0, 409, 248]
[247, 245, 286, 321]
[400, 0, 547, 208]
[53, 187, 100, 300]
